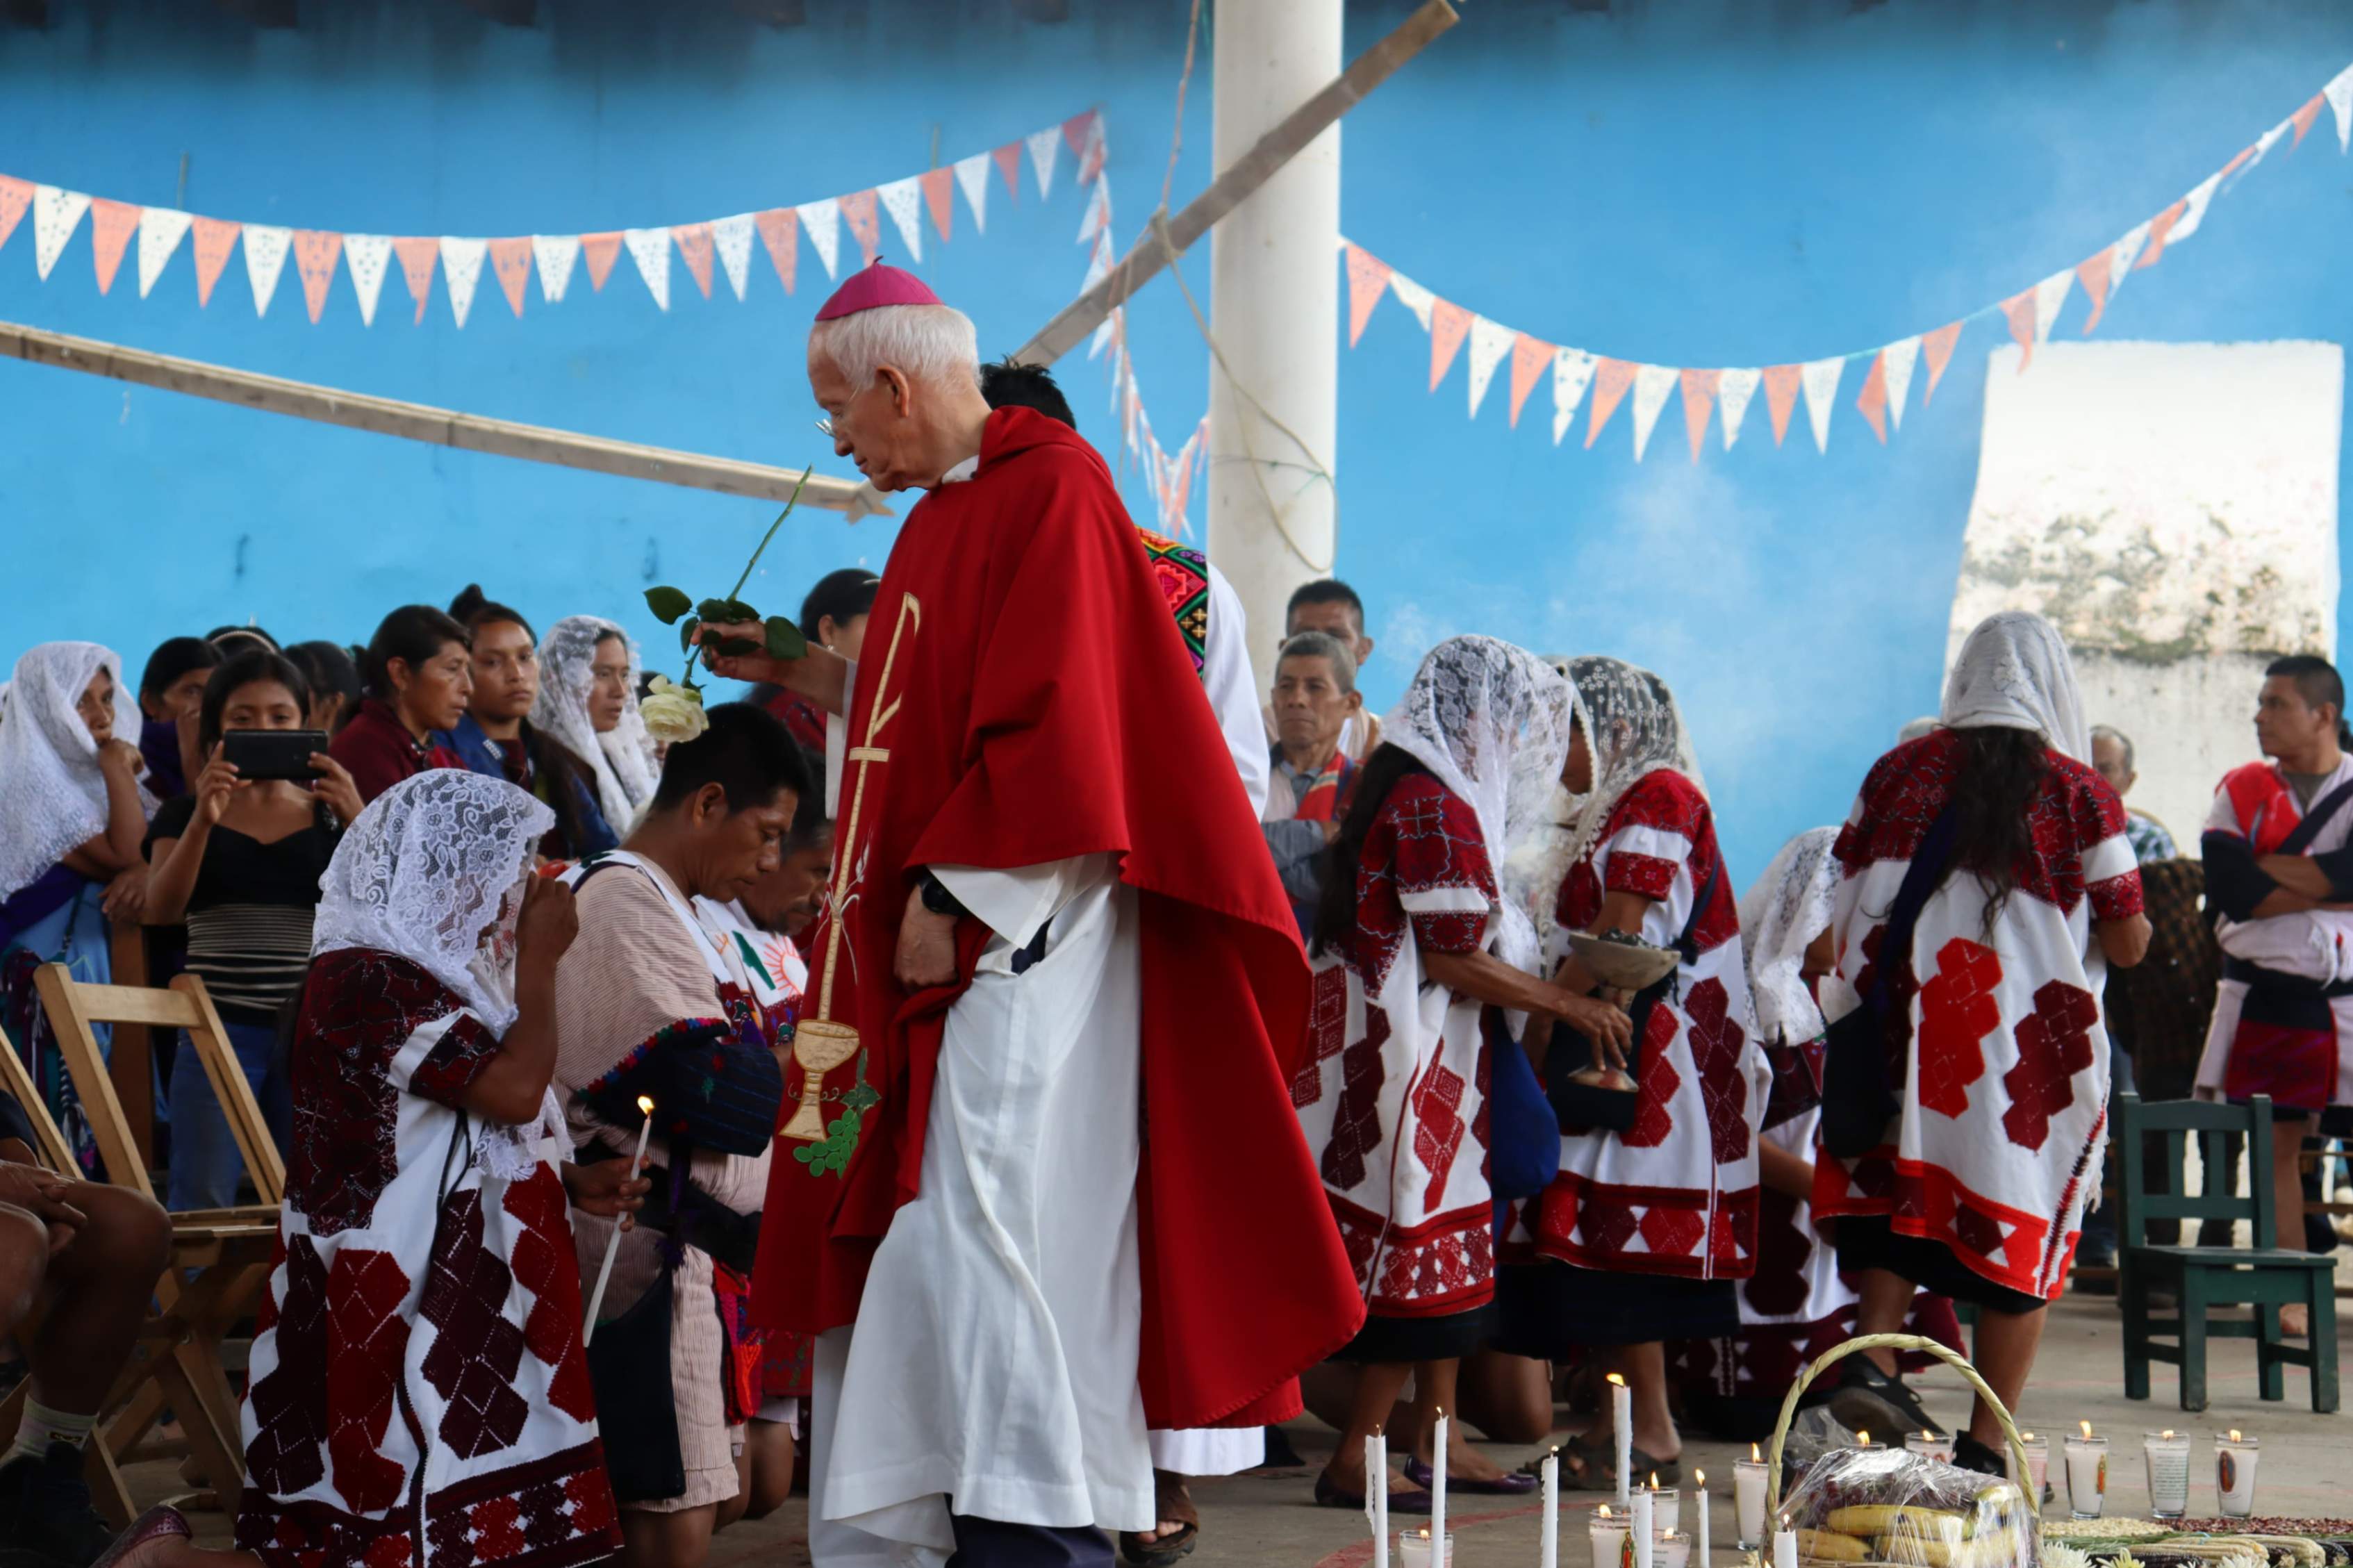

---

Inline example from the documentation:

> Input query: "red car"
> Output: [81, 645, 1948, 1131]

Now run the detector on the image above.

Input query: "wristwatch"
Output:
[918, 869, 968, 920]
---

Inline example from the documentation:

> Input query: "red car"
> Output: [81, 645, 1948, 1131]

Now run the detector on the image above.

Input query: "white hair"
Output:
[810, 303, 980, 390]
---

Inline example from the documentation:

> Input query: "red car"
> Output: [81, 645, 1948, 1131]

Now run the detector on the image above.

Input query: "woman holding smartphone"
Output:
[144, 650, 364, 1211]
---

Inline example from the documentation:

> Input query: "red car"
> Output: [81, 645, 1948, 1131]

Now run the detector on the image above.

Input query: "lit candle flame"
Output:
[1600, 1505, 1613, 1519]
[1651, 1472, 1660, 1489]
[2080, 1420, 2094, 1439]
[2162, 1430, 2175, 1439]
[1751, 1443, 1762, 1462]
[1607, 1373, 1626, 1387]
[1695, 1469, 1706, 1486]
[637, 1094, 654, 1114]
[2022, 1433, 2034, 1441]
[1856, 1430, 1870, 1446]
[2229, 1430, 2244, 1442]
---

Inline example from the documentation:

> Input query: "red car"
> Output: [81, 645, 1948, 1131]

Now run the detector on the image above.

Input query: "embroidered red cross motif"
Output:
[1580, 1193, 1638, 1255]
[418, 1189, 531, 1459]
[1321, 1010, 1391, 1191]
[244, 1232, 332, 1501]
[2002, 978, 2098, 1150]
[1638, 1202, 1706, 1259]
[1414, 1061, 1469, 1211]
[503, 1172, 596, 1423]
[1685, 977, 1751, 1164]
[324, 1246, 414, 1513]
[1294, 964, 1351, 1109]
[1623, 1006, 1682, 1148]
[1918, 936, 2003, 1119]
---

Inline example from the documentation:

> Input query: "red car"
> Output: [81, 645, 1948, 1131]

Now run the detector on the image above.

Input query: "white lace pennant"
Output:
[1629, 363, 1678, 461]
[712, 213, 756, 301]
[2328, 64, 2353, 153]
[1026, 126, 1062, 201]
[2168, 170, 2224, 247]
[439, 236, 488, 327]
[1717, 367, 1761, 450]
[953, 151, 992, 235]
[135, 206, 193, 298]
[876, 177, 925, 263]
[1800, 355, 1845, 453]
[344, 233, 394, 325]
[242, 222, 292, 316]
[32, 186, 89, 281]
[1881, 336, 1921, 432]
[1551, 347, 1597, 447]
[1386, 272, 1436, 332]
[1465, 315, 1515, 418]
[623, 227, 671, 310]
[531, 233, 580, 304]
[796, 199, 841, 279]
[2031, 267, 2074, 341]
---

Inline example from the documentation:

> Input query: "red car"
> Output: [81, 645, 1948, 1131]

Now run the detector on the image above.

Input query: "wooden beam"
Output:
[1009, 0, 1458, 368]
[0, 319, 892, 520]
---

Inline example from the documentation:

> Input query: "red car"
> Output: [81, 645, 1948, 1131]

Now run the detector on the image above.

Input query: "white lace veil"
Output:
[0, 642, 147, 902]
[531, 615, 659, 832]
[1738, 827, 1847, 1048]
[1941, 609, 2090, 764]
[311, 770, 555, 1037]
[1380, 636, 1579, 974]
[1556, 655, 1706, 885]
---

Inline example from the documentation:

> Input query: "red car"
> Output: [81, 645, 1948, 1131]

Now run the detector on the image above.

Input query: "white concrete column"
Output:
[1207, 0, 1343, 698]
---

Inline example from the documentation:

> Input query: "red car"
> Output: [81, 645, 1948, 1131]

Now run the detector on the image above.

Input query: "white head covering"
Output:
[531, 615, 660, 832]
[1380, 635, 1579, 974]
[1897, 715, 1941, 744]
[1738, 827, 1847, 1048]
[1557, 654, 1706, 884]
[1941, 609, 2091, 764]
[0, 642, 147, 902]
[311, 770, 555, 1037]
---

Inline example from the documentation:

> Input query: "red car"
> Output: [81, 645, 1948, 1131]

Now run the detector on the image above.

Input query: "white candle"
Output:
[1398, 1530, 1438, 1568]
[1431, 1410, 1447, 1564]
[1592, 1506, 1630, 1568]
[1369, 1432, 1389, 1568]
[1773, 1526, 1799, 1568]
[1610, 1373, 1633, 1506]
[1651, 1482, 1681, 1536]
[2215, 1431, 2260, 1519]
[1733, 1451, 1769, 1551]
[1542, 1449, 1560, 1568]
[581, 1095, 654, 1344]
[1695, 1470, 1710, 1567]
[2063, 1423, 2108, 1520]
[1656, 1531, 1690, 1568]
[2143, 1430, 2190, 1517]
[2011, 1433, 2049, 1501]
[1633, 1487, 1655, 1568]
[1905, 1430, 1954, 1464]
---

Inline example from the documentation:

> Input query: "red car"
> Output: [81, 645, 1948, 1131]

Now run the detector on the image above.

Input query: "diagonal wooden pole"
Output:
[1009, 0, 1458, 368]
[0, 317, 893, 519]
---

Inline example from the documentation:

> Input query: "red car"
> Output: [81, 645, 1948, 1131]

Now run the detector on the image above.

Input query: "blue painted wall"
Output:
[3, 0, 2350, 883]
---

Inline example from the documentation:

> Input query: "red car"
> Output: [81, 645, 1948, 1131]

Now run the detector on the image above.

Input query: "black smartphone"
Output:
[221, 729, 329, 782]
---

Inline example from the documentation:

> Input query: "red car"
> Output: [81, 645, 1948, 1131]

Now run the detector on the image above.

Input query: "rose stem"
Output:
[687, 462, 816, 683]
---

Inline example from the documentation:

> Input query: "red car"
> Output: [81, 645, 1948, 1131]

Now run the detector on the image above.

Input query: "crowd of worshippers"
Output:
[2, 360, 2349, 1568]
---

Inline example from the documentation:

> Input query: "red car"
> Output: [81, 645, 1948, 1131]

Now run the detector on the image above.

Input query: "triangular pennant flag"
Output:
[1921, 320, 1963, 402]
[2246, 119, 2290, 181]
[0, 176, 31, 258]
[993, 142, 1023, 201]
[439, 236, 488, 327]
[670, 222, 716, 299]
[578, 231, 622, 292]
[1882, 336, 1919, 432]
[1678, 369, 1720, 462]
[86, 198, 140, 295]
[529, 235, 578, 304]
[486, 236, 532, 316]
[2327, 64, 2353, 152]
[622, 228, 670, 310]
[291, 229, 343, 322]
[135, 206, 192, 298]
[2075, 247, 2115, 334]
[2136, 199, 2186, 270]
[1855, 352, 1891, 444]
[1062, 109, 1098, 155]
[2000, 287, 2038, 371]
[1078, 116, 1108, 185]
[1386, 272, 1435, 332]
[2106, 221, 2150, 297]
[2167, 172, 2224, 247]
[1761, 364, 1803, 445]
[1551, 347, 1596, 447]
[1026, 126, 1062, 200]
[876, 179, 925, 263]
[1717, 368, 1760, 450]
[1076, 179, 1108, 244]
[1628, 364, 1678, 462]
[1508, 333, 1553, 429]
[754, 209, 799, 295]
[242, 223, 292, 317]
[797, 198, 841, 278]
[1584, 358, 1637, 449]
[1344, 243, 1394, 347]
[1800, 356, 1845, 452]
[1466, 315, 1515, 418]
[838, 190, 882, 269]
[393, 237, 439, 322]
[1428, 298, 1473, 392]
[190, 217, 240, 308]
[711, 213, 754, 302]
[2292, 92, 2325, 149]
[2032, 268, 2073, 342]
[953, 152, 992, 235]
[32, 187, 90, 282]
[918, 166, 957, 244]
[345, 234, 393, 325]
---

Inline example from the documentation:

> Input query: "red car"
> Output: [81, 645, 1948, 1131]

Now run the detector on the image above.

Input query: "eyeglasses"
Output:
[814, 418, 834, 438]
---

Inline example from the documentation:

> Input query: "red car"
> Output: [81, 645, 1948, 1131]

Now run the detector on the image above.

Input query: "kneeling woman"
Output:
[105, 771, 632, 1568]
[1295, 636, 1632, 1508]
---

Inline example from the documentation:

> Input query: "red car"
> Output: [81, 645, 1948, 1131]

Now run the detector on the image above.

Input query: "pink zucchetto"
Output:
[814, 259, 943, 320]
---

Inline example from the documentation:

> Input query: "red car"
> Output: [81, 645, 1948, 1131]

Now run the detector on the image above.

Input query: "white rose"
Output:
[639, 675, 710, 745]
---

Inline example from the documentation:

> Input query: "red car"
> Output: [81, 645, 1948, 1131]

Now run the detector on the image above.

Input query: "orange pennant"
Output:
[87, 198, 140, 295]
[1063, 110, 1098, 153]
[1428, 298, 1473, 392]
[1761, 365, 1803, 446]
[1344, 244, 1393, 347]
[2292, 94, 2325, 149]
[918, 166, 956, 243]
[672, 222, 716, 299]
[2136, 199, 2186, 271]
[1679, 369, 1720, 462]
[392, 237, 439, 322]
[1509, 333, 1555, 429]
[291, 229, 344, 322]
[1584, 357, 1637, 448]
[1920, 321, 1963, 403]
[580, 231, 622, 292]
[2075, 249, 2115, 335]
[0, 175, 31, 255]
[189, 216, 240, 308]
[487, 236, 533, 316]
[754, 208, 798, 295]
[993, 142, 1023, 201]
[840, 190, 882, 267]
[1854, 352, 1890, 443]
[1999, 288, 2038, 372]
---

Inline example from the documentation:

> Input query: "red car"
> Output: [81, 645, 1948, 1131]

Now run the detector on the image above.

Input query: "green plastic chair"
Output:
[2116, 1091, 2338, 1412]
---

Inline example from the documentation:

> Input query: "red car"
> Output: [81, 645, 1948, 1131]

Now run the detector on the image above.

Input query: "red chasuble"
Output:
[751, 406, 1363, 1429]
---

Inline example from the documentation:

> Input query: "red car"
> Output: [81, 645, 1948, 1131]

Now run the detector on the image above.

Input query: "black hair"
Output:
[1949, 725, 2051, 938]
[197, 650, 314, 758]
[285, 641, 363, 728]
[1287, 579, 1365, 635]
[206, 625, 281, 654]
[1312, 743, 1430, 959]
[979, 358, 1077, 429]
[141, 636, 223, 703]
[798, 568, 882, 646]
[363, 605, 470, 702]
[652, 700, 812, 815]
[2267, 654, 2353, 750]
[448, 584, 536, 642]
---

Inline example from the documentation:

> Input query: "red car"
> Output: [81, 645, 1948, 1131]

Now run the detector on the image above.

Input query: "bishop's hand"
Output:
[896, 886, 961, 991]
[700, 622, 851, 715]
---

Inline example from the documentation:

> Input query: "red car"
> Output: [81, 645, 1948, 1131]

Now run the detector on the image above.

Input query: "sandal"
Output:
[1120, 1471, 1200, 1567]
[1314, 1469, 1434, 1514]
[1404, 1455, 1538, 1495]
[1563, 1443, 1681, 1492]
[1519, 1433, 1608, 1480]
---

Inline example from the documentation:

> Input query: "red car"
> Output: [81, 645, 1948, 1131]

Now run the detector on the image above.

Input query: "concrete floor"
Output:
[129, 1289, 2353, 1567]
